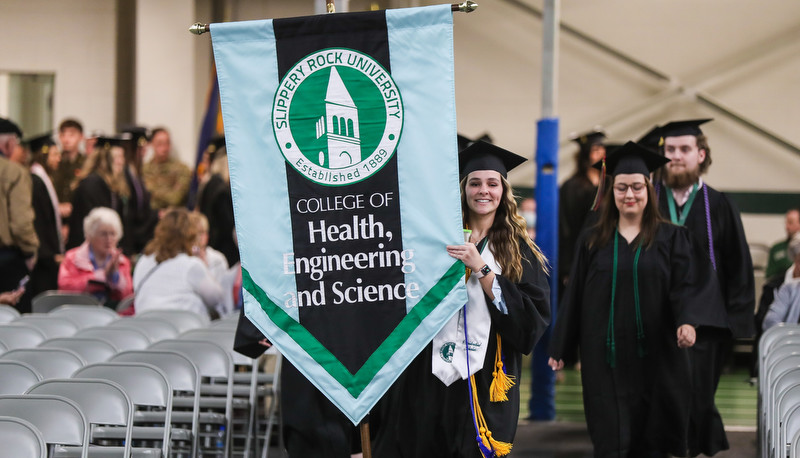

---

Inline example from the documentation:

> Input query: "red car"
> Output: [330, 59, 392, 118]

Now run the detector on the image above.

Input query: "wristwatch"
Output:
[476, 264, 491, 278]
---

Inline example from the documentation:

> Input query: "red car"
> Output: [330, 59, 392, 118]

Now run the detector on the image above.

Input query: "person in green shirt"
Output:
[142, 127, 192, 212]
[766, 208, 800, 281]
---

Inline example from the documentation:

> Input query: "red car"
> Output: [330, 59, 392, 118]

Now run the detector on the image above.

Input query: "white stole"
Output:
[30, 163, 64, 254]
[432, 243, 499, 386]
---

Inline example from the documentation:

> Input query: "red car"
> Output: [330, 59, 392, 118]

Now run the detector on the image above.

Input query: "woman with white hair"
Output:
[58, 206, 133, 304]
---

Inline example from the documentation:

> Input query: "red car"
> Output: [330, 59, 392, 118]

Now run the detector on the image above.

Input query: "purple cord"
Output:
[703, 183, 717, 271]
[463, 305, 495, 458]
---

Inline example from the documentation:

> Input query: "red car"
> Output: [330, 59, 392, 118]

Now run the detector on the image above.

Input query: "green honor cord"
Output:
[606, 230, 645, 368]
[666, 182, 699, 226]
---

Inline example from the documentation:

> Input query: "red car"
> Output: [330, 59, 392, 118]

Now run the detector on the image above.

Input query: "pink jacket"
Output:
[58, 242, 133, 301]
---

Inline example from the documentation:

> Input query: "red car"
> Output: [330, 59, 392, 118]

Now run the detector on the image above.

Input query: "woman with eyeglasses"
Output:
[548, 142, 729, 457]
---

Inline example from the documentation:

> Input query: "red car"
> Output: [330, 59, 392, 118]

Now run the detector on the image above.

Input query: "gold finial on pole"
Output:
[452, 1, 478, 12]
[189, 22, 209, 35]
[326, 0, 336, 13]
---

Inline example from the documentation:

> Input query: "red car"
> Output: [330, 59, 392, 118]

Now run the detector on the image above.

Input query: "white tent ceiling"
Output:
[436, 0, 800, 190]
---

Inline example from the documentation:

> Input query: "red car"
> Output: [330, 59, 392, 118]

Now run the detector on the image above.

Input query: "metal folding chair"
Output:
[0, 394, 89, 458]
[149, 339, 234, 457]
[48, 305, 120, 329]
[0, 415, 47, 458]
[0, 360, 43, 395]
[111, 350, 202, 456]
[107, 318, 180, 343]
[0, 304, 20, 324]
[72, 362, 173, 457]
[0, 348, 86, 379]
[40, 337, 118, 364]
[11, 315, 79, 339]
[136, 310, 209, 333]
[0, 323, 47, 350]
[27, 378, 134, 457]
[31, 290, 100, 313]
[75, 327, 151, 351]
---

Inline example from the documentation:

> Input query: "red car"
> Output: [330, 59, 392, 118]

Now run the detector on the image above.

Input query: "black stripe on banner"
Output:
[274, 11, 406, 375]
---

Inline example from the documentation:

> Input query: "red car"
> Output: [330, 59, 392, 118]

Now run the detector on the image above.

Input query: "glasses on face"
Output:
[614, 182, 646, 194]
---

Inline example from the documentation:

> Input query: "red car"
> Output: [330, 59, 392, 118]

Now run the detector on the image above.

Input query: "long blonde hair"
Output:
[461, 175, 549, 282]
[80, 144, 130, 199]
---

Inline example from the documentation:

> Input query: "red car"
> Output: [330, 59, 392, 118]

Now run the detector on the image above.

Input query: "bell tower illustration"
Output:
[315, 66, 361, 169]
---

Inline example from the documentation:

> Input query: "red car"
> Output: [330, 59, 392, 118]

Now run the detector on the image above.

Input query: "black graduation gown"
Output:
[372, 240, 551, 458]
[657, 183, 755, 456]
[549, 224, 729, 458]
[28, 174, 61, 299]
[232, 308, 360, 458]
[656, 184, 754, 338]
[199, 174, 239, 266]
[121, 168, 157, 256]
[66, 174, 124, 250]
[559, 175, 597, 284]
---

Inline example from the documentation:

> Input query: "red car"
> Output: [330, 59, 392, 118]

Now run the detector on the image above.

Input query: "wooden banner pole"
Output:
[360, 417, 372, 458]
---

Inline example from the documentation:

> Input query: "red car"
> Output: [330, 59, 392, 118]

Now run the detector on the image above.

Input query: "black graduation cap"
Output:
[207, 135, 226, 154]
[0, 117, 22, 138]
[570, 128, 606, 148]
[604, 142, 625, 155]
[121, 126, 150, 147]
[459, 140, 526, 179]
[593, 141, 669, 176]
[457, 133, 493, 152]
[95, 134, 134, 150]
[636, 125, 662, 152]
[659, 118, 712, 138]
[24, 133, 56, 155]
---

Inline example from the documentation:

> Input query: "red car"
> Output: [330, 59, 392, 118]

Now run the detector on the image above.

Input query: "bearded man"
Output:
[656, 118, 755, 457]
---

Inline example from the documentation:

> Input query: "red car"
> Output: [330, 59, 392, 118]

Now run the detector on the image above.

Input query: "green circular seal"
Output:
[272, 48, 404, 186]
[439, 342, 456, 363]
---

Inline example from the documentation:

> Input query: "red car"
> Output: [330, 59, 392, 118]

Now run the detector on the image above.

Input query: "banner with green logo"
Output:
[211, 4, 466, 424]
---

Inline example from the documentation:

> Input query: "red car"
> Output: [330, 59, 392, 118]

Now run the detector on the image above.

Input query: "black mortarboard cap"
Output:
[122, 126, 150, 147]
[604, 142, 624, 155]
[457, 134, 472, 151]
[459, 140, 526, 179]
[593, 141, 670, 176]
[571, 128, 606, 147]
[660, 118, 712, 138]
[457, 133, 493, 152]
[636, 125, 662, 152]
[24, 133, 56, 155]
[95, 134, 134, 150]
[0, 118, 22, 138]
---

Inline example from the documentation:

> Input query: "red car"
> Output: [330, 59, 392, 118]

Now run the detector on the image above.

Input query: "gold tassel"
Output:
[489, 334, 515, 402]
[488, 434, 513, 456]
[470, 374, 514, 457]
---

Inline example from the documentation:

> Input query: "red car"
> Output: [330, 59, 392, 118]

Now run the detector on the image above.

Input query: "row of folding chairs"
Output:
[0, 306, 282, 458]
[759, 323, 800, 457]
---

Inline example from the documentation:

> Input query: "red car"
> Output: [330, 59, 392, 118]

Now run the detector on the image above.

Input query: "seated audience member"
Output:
[133, 208, 224, 319]
[763, 233, 800, 331]
[189, 211, 228, 280]
[58, 207, 133, 305]
[766, 208, 800, 282]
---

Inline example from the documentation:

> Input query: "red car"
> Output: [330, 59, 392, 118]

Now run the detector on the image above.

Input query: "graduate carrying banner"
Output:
[212, 4, 467, 430]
